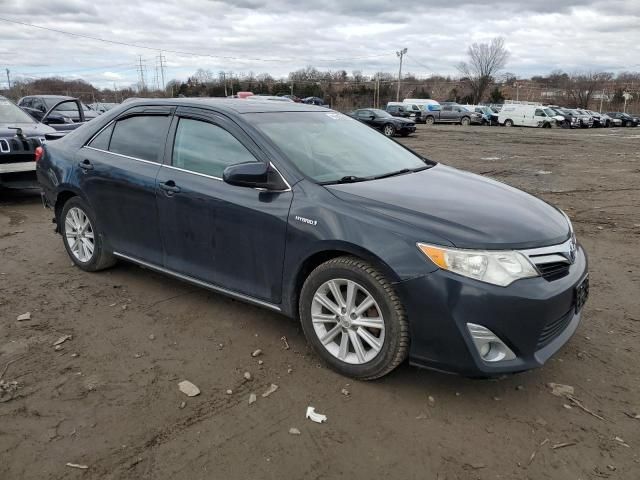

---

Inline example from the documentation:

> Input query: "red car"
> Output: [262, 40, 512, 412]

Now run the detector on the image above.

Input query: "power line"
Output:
[0, 16, 393, 63]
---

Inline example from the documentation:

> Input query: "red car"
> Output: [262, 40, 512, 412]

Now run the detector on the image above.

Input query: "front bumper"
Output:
[397, 245, 588, 376]
[398, 124, 417, 133]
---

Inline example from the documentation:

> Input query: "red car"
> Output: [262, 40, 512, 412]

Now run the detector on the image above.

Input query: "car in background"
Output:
[348, 108, 416, 136]
[549, 107, 580, 129]
[36, 98, 588, 379]
[88, 102, 119, 114]
[386, 102, 424, 123]
[0, 95, 62, 189]
[606, 112, 638, 127]
[583, 110, 609, 128]
[18, 95, 98, 130]
[417, 104, 479, 126]
[246, 95, 294, 103]
[302, 97, 328, 106]
[498, 104, 560, 128]
[464, 105, 499, 125]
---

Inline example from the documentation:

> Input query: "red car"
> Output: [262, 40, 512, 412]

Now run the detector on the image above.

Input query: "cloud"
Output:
[0, 0, 638, 89]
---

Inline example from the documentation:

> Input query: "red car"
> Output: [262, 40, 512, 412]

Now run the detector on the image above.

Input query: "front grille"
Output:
[536, 261, 570, 281]
[537, 310, 573, 349]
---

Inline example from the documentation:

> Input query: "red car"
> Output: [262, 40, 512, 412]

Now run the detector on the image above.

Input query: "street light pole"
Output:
[396, 48, 407, 102]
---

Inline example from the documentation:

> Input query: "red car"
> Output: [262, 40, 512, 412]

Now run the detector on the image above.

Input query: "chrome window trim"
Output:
[83, 145, 160, 165]
[112, 251, 281, 311]
[85, 119, 115, 146]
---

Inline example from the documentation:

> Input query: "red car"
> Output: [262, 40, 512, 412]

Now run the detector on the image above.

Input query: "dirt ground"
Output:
[1, 125, 639, 480]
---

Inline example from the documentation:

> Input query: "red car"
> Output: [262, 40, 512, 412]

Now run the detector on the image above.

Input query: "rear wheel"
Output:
[504, 119, 514, 127]
[460, 116, 471, 126]
[382, 123, 395, 137]
[61, 197, 116, 272]
[299, 256, 409, 380]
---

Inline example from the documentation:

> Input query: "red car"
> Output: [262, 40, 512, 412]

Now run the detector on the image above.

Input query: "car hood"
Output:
[326, 164, 570, 249]
[391, 117, 415, 125]
[0, 122, 57, 138]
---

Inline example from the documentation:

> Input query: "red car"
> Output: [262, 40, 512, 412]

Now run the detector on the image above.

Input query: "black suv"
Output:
[605, 112, 638, 127]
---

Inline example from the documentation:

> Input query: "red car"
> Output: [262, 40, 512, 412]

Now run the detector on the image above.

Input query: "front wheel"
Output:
[299, 256, 409, 380]
[425, 116, 435, 126]
[61, 196, 116, 272]
[504, 119, 514, 127]
[382, 124, 395, 137]
[460, 116, 471, 126]
[626, 120, 632, 127]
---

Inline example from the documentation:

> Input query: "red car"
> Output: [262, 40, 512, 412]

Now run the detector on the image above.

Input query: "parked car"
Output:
[464, 105, 499, 125]
[0, 95, 62, 189]
[246, 95, 294, 103]
[498, 104, 561, 128]
[418, 104, 480, 126]
[18, 95, 98, 130]
[605, 112, 639, 127]
[574, 109, 596, 128]
[37, 98, 588, 379]
[348, 108, 416, 136]
[302, 97, 327, 106]
[585, 110, 609, 127]
[386, 102, 424, 123]
[87, 102, 119, 114]
[549, 107, 580, 129]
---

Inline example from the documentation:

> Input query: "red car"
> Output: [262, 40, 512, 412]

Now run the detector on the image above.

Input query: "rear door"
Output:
[155, 107, 292, 303]
[78, 106, 173, 264]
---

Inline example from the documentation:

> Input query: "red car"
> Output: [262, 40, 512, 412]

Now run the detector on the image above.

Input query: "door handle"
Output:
[159, 180, 181, 195]
[78, 159, 94, 170]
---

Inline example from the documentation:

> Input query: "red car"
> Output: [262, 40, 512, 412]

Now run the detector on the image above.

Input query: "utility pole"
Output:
[290, 81, 294, 96]
[158, 51, 166, 93]
[137, 55, 146, 92]
[5, 68, 10, 89]
[396, 48, 407, 101]
[599, 89, 605, 113]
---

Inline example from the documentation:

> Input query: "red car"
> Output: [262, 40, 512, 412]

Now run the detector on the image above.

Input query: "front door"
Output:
[155, 107, 292, 303]
[78, 107, 173, 264]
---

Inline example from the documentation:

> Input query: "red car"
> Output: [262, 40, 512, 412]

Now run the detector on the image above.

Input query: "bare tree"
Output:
[564, 71, 613, 107]
[457, 37, 509, 103]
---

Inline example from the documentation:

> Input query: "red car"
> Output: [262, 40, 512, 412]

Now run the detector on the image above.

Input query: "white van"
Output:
[403, 98, 441, 113]
[498, 104, 562, 128]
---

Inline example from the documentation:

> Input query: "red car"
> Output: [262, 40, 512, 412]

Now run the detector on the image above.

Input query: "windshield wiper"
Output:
[319, 175, 371, 185]
[370, 165, 430, 180]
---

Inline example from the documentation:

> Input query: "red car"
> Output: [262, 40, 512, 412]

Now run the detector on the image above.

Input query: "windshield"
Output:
[543, 108, 556, 117]
[249, 112, 431, 183]
[370, 109, 392, 118]
[43, 98, 78, 112]
[0, 98, 36, 124]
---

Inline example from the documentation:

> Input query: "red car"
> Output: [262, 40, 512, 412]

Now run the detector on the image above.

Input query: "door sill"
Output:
[112, 251, 282, 312]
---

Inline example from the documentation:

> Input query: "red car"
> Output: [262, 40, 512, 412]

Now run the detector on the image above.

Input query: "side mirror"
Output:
[223, 162, 287, 190]
[369, 115, 375, 120]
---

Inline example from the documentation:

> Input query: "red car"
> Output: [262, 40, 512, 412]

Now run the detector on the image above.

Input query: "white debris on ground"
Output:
[178, 380, 200, 397]
[305, 406, 327, 424]
[262, 384, 278, 398]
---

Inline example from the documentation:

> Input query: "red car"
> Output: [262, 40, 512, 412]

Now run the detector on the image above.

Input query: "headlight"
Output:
[417, 243, 538, 287]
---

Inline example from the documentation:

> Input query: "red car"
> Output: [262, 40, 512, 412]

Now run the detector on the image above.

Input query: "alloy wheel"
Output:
[65, 207, 95, 262]
[383, 125, 395, 136]
[311, 278, 385, 365]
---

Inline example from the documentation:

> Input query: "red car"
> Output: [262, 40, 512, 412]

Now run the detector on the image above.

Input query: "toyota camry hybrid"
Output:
[36, 99, 589, 380]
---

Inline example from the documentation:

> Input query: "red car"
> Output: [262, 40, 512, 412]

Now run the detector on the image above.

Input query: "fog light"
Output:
[467, 323, 516, 362]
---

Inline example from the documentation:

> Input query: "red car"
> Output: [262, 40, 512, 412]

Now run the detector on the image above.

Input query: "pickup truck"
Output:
[421, 104, 482, 126]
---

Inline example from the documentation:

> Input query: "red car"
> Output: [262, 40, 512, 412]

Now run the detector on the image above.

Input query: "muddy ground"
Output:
[1, 125, 639, 479]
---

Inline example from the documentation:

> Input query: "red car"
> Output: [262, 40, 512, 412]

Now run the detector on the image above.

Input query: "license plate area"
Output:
[575, 275, 589, 313]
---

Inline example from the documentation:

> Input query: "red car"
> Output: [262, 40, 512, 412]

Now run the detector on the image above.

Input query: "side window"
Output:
[443, 106, 452, 111]
[88, 123, 114, 150]
[33, 99, 47, 112]
[172, 118, 258, 178]
[109, 115, 170, 162]
[357, 110, 370, 118]
[534, 109, 544, 116]
[21, 98, 32, 108]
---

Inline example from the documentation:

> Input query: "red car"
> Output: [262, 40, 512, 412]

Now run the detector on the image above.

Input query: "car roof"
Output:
[122, 97, 325, 114]
[23, 95, 76, 100]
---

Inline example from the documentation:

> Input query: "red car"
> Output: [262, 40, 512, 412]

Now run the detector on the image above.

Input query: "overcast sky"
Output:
[0, 0, 639, 89]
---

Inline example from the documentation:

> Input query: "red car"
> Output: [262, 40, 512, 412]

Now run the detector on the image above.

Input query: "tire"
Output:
[542, 122, 551, 129]
[425, 116, 435, 126]
[382, 123, 395, 137]
[625, 120, 632, 127]
[504, 119, 514, 127]
[299, 256, 409, 380]
[60, 196, 116, 272]
[460, 116, 471, 126]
